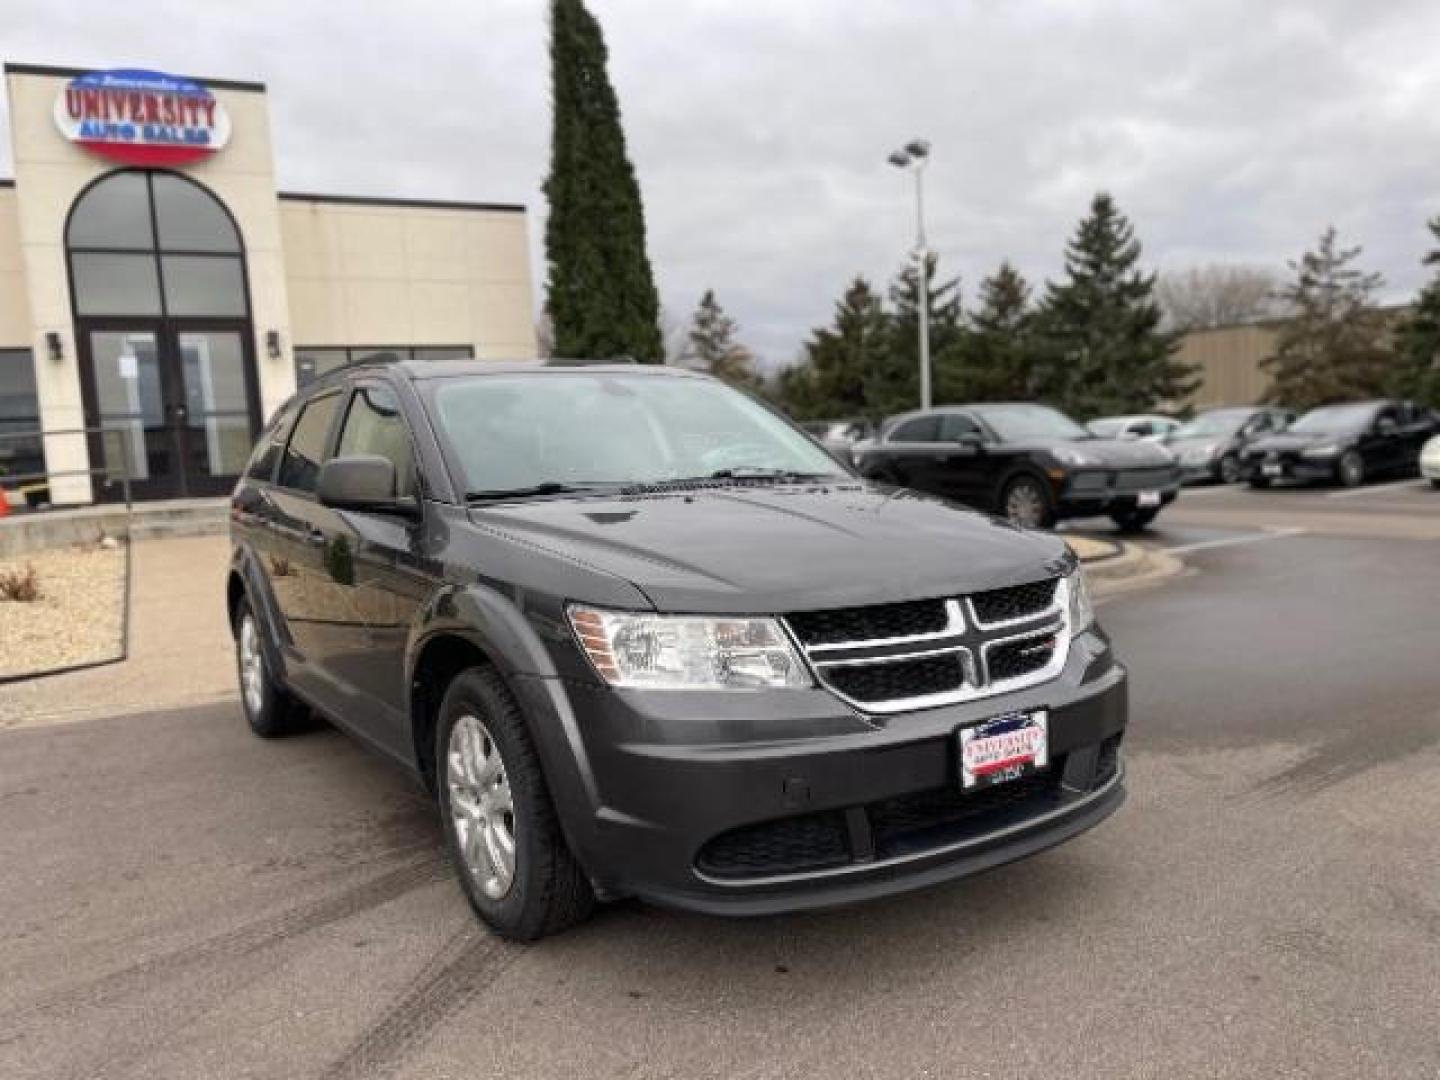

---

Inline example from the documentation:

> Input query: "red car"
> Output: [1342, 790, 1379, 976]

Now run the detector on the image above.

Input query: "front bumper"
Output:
[1053, 466, 1181, 519]
[513, 630, 1127, 915]
[1420, 457, 1440, 481]
[1242, 455, 1335, 482]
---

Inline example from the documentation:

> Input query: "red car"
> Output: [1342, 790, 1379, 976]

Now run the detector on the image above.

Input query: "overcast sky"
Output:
[5, 0, 1439, 367]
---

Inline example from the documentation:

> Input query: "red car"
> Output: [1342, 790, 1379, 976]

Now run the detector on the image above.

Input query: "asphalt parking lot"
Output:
[2, 500, 1438, 1078]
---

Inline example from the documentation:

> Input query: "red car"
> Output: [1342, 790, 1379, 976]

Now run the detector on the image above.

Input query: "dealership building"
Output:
[0, 63, 537, 505]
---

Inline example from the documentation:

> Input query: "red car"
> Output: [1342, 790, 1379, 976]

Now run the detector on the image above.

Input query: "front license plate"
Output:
[1137, 489, 1162, 507]
[1262, 462, 1284, 477]
[959, 710, 1049, 790]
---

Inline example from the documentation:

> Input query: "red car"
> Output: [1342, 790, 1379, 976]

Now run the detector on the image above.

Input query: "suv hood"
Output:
[468, 482, 1072, 614]
[1248, 431, 1349, 453]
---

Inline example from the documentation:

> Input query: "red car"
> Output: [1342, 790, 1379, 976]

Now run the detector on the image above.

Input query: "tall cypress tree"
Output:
[544, 0, 663, 361]
[1392, 217, 1440, 408]
[1036, 193, 1193, 416]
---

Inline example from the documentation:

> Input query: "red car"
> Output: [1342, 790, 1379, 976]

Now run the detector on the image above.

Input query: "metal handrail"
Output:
[0, 424, 134, 513]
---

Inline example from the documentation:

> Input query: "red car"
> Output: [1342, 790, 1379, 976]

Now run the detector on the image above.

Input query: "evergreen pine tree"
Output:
[543, 0, 663, 361]
[681, 290, 761, 388]
[885, 253, 963, 415]
[1262, 227, 1394, 409]
[945, 261, 1036, 402]
[779, 278, 891, 420]
[1035, 193, 1193, 416]
[1392, 217, 1440, 408]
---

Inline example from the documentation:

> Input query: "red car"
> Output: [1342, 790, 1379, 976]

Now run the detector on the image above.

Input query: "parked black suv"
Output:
[228, 362, 1127, 938]
[855, 403, 1181, 530]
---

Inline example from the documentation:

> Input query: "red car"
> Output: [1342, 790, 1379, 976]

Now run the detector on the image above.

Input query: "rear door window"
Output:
[889, 416, 940, 443]
[277, 392, 342, 493]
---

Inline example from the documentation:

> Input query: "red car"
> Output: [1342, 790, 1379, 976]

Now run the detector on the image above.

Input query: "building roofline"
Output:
[3, 61, 266, 94]
[276, 191, 525, 214]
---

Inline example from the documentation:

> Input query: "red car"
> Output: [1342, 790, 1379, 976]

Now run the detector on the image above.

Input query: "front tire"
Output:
[1110, 507, 1160, 533]
[1218, 454, 1242, 484]
[233, 596, 305, 738]
[1000, 475, 1054, 529]
[437, 667, 594, 940]
[1337, 451, 1365, 488]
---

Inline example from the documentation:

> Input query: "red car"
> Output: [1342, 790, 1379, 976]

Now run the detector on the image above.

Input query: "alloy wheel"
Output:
[1005, 481, 1047, 528]
[1219, 454, 1241, 484]
[1338, 451, 1364, 488]
[447, 714, 517, 900]
[239, 614, 264, 717]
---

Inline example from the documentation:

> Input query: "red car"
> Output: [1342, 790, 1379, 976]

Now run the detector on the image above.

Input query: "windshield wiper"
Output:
[466, 481, 615, 503]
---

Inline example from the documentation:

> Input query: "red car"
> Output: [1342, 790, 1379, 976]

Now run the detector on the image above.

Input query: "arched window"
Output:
[66, 170, 247, 318]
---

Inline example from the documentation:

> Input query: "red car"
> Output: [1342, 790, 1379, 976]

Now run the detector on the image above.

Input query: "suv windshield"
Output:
[1173, 410, 1252, 438]
[430, 372, 845, 496]
[970, 404, 1089, 442]
[1289, 403, 1378, 435]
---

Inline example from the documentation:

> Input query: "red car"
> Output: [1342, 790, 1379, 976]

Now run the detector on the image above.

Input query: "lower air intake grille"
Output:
[825, 654, 965, 704]
[695, 812, 849, 880]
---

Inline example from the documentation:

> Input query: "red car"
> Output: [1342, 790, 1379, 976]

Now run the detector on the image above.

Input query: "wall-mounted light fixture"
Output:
[265, 330, 283, 360]
[45, 331, 63, 363]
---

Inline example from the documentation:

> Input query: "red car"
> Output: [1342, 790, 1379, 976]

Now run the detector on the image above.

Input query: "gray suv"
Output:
[228, 360, 1128, 939]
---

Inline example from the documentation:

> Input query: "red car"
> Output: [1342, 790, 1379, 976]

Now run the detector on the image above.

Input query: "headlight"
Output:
[1051, 446, 1095, 467]
[1066, 567, 1095, 634]
[1179, 445, 1216, 465]
[1301, 443, 1341, 458]
[568, 607, 812, 690]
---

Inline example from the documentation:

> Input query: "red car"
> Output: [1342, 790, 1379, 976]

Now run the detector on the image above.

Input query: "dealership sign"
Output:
[53, 69, 231, 166]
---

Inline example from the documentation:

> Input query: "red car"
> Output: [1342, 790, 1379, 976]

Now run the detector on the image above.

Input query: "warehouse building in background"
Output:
[0, 63, 536, 505]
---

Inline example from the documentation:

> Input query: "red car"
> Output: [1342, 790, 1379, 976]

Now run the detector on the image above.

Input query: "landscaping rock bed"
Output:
[0, 542, 128, 680]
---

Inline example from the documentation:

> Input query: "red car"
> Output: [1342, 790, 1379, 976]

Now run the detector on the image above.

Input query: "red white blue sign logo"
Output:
[53, 69, 231, 167]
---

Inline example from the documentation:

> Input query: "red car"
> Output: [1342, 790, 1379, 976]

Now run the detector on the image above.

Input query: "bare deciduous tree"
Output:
[1157, 264, 1286, 331]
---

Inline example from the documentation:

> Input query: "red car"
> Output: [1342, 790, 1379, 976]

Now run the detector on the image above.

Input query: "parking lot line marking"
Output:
[1326, 479, 1427, 499]
[1162, 526, 1306, 555]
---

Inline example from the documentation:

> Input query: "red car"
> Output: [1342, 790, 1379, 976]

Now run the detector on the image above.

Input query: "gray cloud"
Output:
[5, 0, 1438, 366]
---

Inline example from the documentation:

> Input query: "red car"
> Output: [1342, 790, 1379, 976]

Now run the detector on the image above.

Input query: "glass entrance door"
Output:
[81, 322, 260, 500]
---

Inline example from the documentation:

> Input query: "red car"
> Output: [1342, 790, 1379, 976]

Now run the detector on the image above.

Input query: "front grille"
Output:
[869, 772, 1062, 859]
[825, 654, 966, 705]
[1113, 466, 1177, 492]
[695, 811, 849, 880]
[969, 578, 1058, 625]
[787, 598, 947, 647]
[786, 576, 1067, 713]
[986, 630, 1059, 683]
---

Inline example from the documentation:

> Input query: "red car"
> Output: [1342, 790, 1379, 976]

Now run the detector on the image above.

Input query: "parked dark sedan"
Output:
[1240, 399, 1439, 488]
[1167, 406, 1295, 484]
[854, 403, 1182, 531]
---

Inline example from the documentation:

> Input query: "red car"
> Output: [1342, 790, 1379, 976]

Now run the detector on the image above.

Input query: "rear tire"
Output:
[436, 667, 594, 940]
[233, 596, 305, 738]
[1110, 508, 1160, 533]
[1000, 475, 1054, 529]
[1248, 475, 1270, 489]
[1337, 451, 1365, 488]
[1430, 479, 1440, 490]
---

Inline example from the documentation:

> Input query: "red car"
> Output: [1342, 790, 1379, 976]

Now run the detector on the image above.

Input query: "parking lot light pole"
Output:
[888, 139, 932, 410]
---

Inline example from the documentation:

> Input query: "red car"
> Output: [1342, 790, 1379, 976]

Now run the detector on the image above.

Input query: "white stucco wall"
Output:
[0, 186, 31, 347]
[278, 197, 536, 358]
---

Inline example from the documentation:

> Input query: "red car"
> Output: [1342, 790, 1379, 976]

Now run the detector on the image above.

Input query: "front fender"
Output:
[405, 581, 562, 686]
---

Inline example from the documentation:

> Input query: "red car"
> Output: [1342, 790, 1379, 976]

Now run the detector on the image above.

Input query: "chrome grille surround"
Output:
[787, 576, 1072, 714]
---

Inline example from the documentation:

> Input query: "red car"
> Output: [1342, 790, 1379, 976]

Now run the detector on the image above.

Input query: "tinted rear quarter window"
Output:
[277, 392, 342, 493]
[245, 404, 297, 482]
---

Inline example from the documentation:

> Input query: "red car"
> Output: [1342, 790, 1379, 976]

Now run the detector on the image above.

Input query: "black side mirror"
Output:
[956, 432, 986, 449]
[1376, 418, 1398, 437]
[318, 455, 418, 517]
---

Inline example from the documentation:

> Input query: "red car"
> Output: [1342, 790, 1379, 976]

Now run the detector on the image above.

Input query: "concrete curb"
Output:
[1085, 541, 1186, 598]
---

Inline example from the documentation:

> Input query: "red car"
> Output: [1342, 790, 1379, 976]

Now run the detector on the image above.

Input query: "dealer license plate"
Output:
[1137, 489, 1162, 507]
[959, 710, 1049, 790]
[1262, 462, 1284, 477]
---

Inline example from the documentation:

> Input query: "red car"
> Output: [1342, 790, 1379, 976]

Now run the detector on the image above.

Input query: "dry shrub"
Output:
[0, 563, 41, 602]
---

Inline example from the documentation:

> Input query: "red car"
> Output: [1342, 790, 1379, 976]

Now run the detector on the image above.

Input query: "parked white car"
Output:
[1087, 414, 1181, 443]
[1422, 433, 1440, 488]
